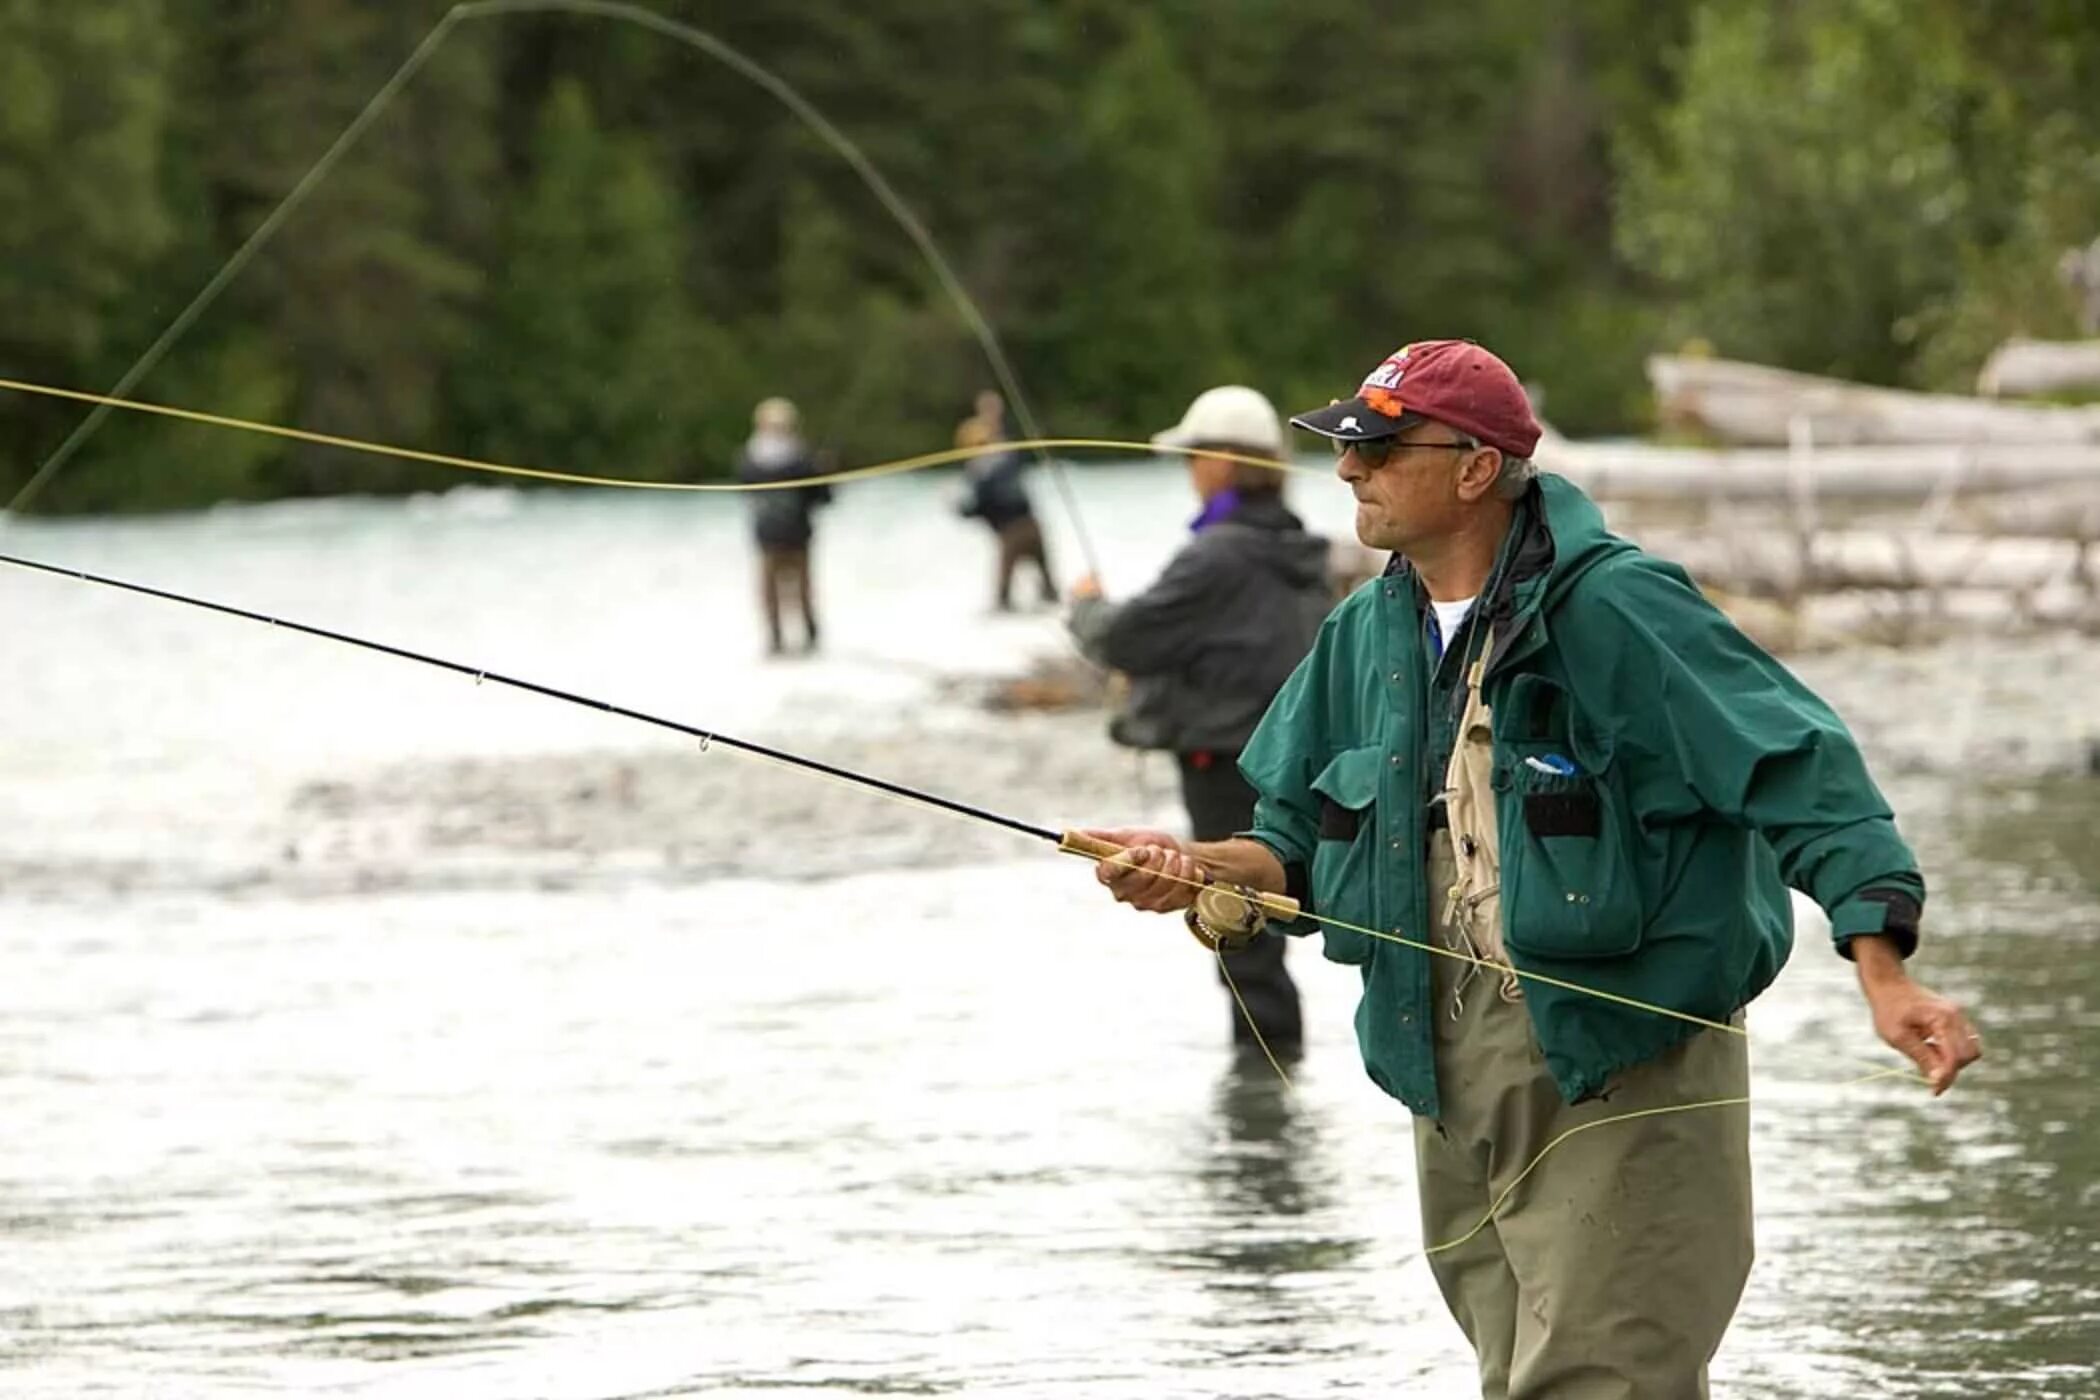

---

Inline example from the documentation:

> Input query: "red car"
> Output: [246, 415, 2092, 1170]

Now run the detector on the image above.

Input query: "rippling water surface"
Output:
[3, 468, 2095, 1397]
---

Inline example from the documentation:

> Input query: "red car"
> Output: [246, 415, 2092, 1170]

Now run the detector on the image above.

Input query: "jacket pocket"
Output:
[1309, 745, 1384, 964]
[1497, 748, 1644, 961]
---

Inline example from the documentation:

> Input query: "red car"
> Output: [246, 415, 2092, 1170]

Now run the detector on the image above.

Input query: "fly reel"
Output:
[1184, 881, 1269, 953]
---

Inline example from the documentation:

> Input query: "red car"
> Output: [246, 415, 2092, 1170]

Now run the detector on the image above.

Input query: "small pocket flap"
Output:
[1496, 674, 1568, 743]
[1311, 745, 1384, 841]
[1494, 674, 1613, 769]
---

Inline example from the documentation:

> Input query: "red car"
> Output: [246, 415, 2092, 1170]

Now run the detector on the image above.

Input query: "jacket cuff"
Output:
[1830, 885, 1922, 960]
[1063, 596, 1115, 661]
[1242, 832, 1315, 935]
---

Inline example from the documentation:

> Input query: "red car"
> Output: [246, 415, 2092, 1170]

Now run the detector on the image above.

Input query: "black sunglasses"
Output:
[1332, 435, 1476, 469]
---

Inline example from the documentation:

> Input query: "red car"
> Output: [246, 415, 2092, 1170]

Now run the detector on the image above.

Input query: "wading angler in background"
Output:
[734, 397, 832, 656]
[1080, 340, 1981, 1398]
[1065, 386, 1331, 1053]
[954, 390, 1058, 611]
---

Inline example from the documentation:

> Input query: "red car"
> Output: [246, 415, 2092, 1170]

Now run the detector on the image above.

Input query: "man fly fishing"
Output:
[1076, 340, 1981, 1399]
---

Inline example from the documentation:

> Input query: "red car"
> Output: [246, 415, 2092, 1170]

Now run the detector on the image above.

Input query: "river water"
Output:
[2, 465, 2095, 1398]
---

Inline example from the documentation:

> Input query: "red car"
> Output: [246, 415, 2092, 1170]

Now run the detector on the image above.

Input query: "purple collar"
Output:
[1190, 489, 1241, 534]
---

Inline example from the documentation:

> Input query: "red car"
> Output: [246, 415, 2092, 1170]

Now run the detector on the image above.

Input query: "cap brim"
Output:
[1287, 396, 1404, 441]
[1149, 425, 1197, 452]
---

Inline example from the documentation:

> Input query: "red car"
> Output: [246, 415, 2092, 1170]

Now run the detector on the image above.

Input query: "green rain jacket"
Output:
[1240, 474, 1923, 1115]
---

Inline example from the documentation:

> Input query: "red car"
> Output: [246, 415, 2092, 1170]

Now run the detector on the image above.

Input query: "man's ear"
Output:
[1456, 447, 1503, 503]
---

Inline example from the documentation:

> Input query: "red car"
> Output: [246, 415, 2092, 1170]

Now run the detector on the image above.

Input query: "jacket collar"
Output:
[1213, 490, 1303, 534]
[1379, 485, 1555, 676]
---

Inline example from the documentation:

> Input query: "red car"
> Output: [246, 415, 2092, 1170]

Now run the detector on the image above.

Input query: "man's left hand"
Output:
[1069, 573, 1103, 601]
[1855, 938, 1980, 1094]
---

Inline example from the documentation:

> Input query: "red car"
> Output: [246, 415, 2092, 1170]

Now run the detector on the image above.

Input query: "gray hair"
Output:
[1443, 426, 1535, 501]
[1492, 451, 1537, 500]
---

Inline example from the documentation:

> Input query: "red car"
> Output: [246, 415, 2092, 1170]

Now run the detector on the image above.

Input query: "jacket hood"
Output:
[1217, 493, 1329, 590]
[1532, 473, 1637, 608]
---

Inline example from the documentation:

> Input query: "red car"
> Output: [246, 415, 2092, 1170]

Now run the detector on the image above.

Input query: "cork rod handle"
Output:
[1056, 829, 1302, 924]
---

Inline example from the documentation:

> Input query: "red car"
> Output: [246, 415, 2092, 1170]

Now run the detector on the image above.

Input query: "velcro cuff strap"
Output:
[1832, 888, 1921, 959]
[1318, 796, 1362, 841]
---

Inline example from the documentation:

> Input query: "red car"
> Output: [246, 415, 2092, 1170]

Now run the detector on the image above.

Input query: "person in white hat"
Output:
[1066, 386, 1333, 1051]
[734, 397, 831, 656]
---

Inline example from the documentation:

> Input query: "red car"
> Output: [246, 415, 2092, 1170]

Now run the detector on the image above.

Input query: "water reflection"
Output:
[1802, 774, 2100, 1396]
[1206, 1046, 1313, 1224]
[1169, 1050, 1370, 1362]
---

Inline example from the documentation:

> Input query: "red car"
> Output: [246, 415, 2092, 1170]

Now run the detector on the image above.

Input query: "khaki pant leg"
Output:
[1416, 834, 1530, 1398]
[1492, 1019, 1754, 1400]
[1415, 1114, 1520, 1399]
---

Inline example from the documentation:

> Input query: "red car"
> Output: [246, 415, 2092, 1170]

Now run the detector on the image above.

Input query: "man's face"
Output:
[1333, 421, 1498, 552]
[1187, 450, 1236, 501]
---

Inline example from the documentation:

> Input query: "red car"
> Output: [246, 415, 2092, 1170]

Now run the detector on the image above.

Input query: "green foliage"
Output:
[454, 79, 694, 482]
[58, 329, 297, 513]
[1910, 119, 2100, 392]
[1046, 12, 1229, 434]
[0, 0, 176, 504]
[1616, 1, 1976, 386]
[0, 0, 175, 369]
[1617, 0, 2100, 397]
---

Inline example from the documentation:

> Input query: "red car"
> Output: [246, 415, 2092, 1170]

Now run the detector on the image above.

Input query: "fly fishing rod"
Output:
[0, 552, 1298, 941]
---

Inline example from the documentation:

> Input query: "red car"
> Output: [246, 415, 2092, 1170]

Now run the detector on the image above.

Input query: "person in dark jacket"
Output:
[955, 390, 1057, 611]
[734, 397, 832, 656]
[1066, 385, 1331, 1051]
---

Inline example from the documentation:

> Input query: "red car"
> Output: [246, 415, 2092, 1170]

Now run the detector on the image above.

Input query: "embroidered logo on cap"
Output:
[1360, 343, 1413, 393]
[1339, 415, 1360, 432]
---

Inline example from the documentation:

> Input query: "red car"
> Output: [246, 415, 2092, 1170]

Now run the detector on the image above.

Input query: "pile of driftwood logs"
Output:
[1584, 355, 2100, 650]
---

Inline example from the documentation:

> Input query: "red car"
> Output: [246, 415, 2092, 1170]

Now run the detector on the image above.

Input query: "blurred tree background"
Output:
[2, 0, 2096, 512]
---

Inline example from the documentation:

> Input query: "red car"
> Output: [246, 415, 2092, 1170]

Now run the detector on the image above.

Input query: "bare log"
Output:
[1647, 354, 2100, 446]
[1639, 527, 2094, 597]
[1533, 436, 2100, 502]
[1976, 338, 2100, 398]
[1974, 487, 2100, 539]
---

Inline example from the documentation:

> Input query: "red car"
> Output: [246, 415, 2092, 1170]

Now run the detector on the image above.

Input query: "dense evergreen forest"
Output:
[3, 0, 2097, 513]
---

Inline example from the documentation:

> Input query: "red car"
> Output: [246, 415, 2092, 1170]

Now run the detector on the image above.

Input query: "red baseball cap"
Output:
[1290, 340, 1541, 458]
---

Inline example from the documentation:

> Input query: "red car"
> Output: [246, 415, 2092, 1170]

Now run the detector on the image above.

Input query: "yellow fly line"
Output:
[627, 720, 1936, 1247]
[1066, 845, 1928, 1255]
[0, 374, 1326, 498]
